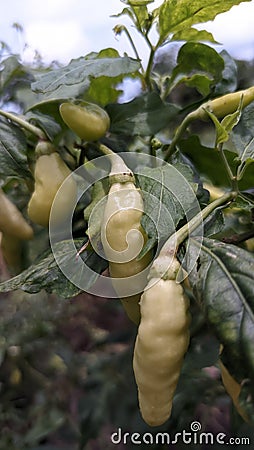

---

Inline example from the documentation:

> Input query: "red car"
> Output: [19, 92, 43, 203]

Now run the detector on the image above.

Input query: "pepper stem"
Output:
[164, 110, 198, 160]
[98, 143, 134, 182]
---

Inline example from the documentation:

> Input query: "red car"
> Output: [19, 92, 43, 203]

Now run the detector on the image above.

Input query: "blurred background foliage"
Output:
[0, 258, 253, 449]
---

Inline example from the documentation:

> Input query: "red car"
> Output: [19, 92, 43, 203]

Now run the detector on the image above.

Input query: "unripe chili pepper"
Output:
[101, 153, 152, 325]
[59, 101, 110, 142]
[0, 188, 33, 240]
[0, 233, 22, 272]
[27, 141, 77, 227]
[133, 256, 190, 426]
[197, 86, 254, 121]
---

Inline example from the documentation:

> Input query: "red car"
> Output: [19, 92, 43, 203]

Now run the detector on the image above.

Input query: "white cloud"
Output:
[23, 20, 90, 62]
[20, 0, 122, 26]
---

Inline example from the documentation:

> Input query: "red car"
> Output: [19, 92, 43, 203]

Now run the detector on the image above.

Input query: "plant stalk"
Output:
[161, 191, 237, 256]
[164, 110, 197, 161]
[98, 143, 134, 182]
[144, 36, 157, 91]
[0, 109, 47, 140]
[123, 26, 145, 74]
[217, 143, 238, 191]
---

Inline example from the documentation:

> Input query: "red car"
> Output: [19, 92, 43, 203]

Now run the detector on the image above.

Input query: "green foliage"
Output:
[204, 99, 243, 145]
[158, 0, 252, 44]
[0, 0, 254, 447]
[137, 162, 199, 254]
[25, 111, 62, 141]
[170, 43, 225, 95]
[186, 237, 254, 419]
[179, 135, 254, 190]
[31, 53, 141, 99]
[187, 238, 254, 373]
[0, 239, 107, 298]
[107, 92, 179, 135]
[0, 55, 33, 107]
[0, 119, 31, 179]
[214, 50, 238, 95]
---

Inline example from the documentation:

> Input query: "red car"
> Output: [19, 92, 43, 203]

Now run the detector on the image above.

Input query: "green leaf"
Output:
[203, 209, 224, 237]
[231, 102, 254, 156]
[230, 103, 254, 161]
[171, 27, 218, 44]
[178, 135, 254, 190]
[87, 76, 123, 106]
[212, 92, 244, 144]
[0, 119, 31, 180]
[84, 179, 109, 251]
[213, 50, 238, 96]
[112, 7, 135, 22]
[83, 180, 108, 223]
[187, 237, 254, 380]
[221, 104, 242, 133]
[31, 53, 141, 95]
[137, 162, 198, 254]
[204, 109, 229, 144]
[117, 2, 152, 33]
[107, 92, 179, 136]
[179, 136, 229, 185]
[233, 193, 254, 210]
[26, 97, 67, 122]
[214, 206, 254, 243]
[85, 48, 127, 105]
[219, 104, 254, 178]
[237, 101, 254, 138]
[0, 56, 38, 110]
[132, 5, 151, 32]
[0, 56, 25, 91]
[236, 137, 254, 181]
[170, 43, 224, 96]
[185, 74, 214, 97]
[25, 110, 62, 141]
[239, 137, 254, 165]
[216, 90, 243, 144]
[158, 0, 252, 44]
[0, 239, 107, 298]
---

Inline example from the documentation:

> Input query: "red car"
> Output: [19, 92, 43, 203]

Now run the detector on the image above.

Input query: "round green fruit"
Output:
[60, 101, 110, 141]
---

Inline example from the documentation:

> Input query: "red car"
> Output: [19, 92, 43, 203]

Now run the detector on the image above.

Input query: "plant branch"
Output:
[0, 109, 47, 140]
[97, 143, 134, 182]
[217, 143, 238, 191]
[164, 110, 197, 161]
[221, 229, 254, 244]
[98, 143, 115, 157]
[236, 161, 253, 182]
[122, 26, 145, 74]
[161, 191, 237, 255]
[144, 42, 156, 91]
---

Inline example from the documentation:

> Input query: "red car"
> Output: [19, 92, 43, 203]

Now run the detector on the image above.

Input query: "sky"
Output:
[0, 0, 254, 65]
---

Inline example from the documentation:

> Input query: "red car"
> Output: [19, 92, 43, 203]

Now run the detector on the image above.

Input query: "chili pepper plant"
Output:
[0, 0, 254, 448]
